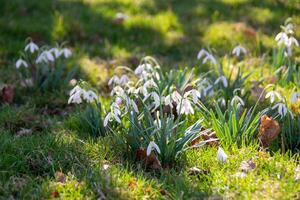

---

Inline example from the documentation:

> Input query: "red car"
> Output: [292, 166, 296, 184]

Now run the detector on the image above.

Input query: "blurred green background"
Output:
[0, 0, 299, 68]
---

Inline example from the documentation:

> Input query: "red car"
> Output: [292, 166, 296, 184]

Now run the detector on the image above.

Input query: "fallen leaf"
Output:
[135, 148, 162, 170]
[1, 85, 14, 103]
[50, 191, 60, 198]
[15, 128, 33, 137]
[240, 159, 256, 172]
[188, 167, 209, 176]
[55, 171, 66, 183]
[259, 115, 280, 148]
[128, 180, 137, 189]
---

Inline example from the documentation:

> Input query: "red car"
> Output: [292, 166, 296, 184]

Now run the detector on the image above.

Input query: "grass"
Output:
[0, 0, 300, 199]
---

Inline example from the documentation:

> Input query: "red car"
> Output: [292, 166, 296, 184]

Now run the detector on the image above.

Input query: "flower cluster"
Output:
[68, 85, 98, 104]
[275, 19, 299, 57]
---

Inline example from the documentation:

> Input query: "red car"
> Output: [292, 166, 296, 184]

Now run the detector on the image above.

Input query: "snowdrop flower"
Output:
[110, 85, 125, 97]
[265, 91, 282, 103]
[115, 12, 129, 21]
[36, 50, 55, 63]
[104, 111, 121, 127]
[146, 141, 161, 156]
[36, 53, 48, 64]
[272, 102, 293, 118]
[143, 79, 158, 89]
[25, 41, 39, 53]
[144, 92, 160, 110]
[108, 75, 120, 86]
[130, 99, 139, 113]
[134, 63, 152, 76]
[50, 48, 61, 58]
[177, 98, 194, 115]
[202, 54, 217, 65]
[217, 147, 227, 162]
[16, 58, 28, 69]
[291, 92, 300, 103]
[218, 97, 226, 107]
[231, 95, 245, 107]
[119, 75, 129, 85]
[203, 85, 214, 97]
[214, 76, 228, 88]
[83, 90, 98, 103]
[275, 32, 289, 46]
[184, 89, 201, 104]
[171, 91, 182, 104]
[60, 48, 72, 58]
[197, 49, 209, 60]
[232, 45, 247, 57]
[287, 36, 299, 47]
[283, 23, 294, 34]
[197, 49, 217, 65]
[164, 94, 173, 108]
[68, 86, 83, 104]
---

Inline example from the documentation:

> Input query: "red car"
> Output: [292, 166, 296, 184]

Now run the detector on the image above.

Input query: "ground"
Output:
[0, 0, 300, 199]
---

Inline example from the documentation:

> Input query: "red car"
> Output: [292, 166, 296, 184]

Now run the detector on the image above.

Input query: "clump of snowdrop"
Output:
[14, 38, 74, 91]
[68, 81, 106, 137]
[275, 18, 299, 57]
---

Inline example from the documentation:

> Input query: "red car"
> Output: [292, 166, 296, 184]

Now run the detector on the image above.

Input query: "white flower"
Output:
[25, 41, 39, 53]
[104, 103, 122, 126]
[214, 76, 228, 88]
[202, 54, 217, 65]
[120, 75, 129, 85]
[134, 63, 152, 76]
[231, 95, 245, 107]
[232, 45, 247, 57]
[143, 79, 158, 89]
[184, 89, 201, 104]
[265, 91, 282, 103]
[16, 58, 28, 69]
[60, 48, 72, 58]
[115, 12, 129, 21]
[110, 85, 125, 97]
[291, 92, 300, 103]
[282, 23, 294, 34]
[197, 49, 209, 60]
[83, 90, 98, 103]
[146, 141, 161, 156]
[144, 92, 161, 110]
[177, 98, 194, 115]
[272, 103, 293, 118]
[68, 87, 83, 104]
[108, 75, 120, 86]
[171, 91, 182, 104]
[287, 36, 299, 47]
[275, 32, 289, 46]
[50, 48, 61, 58]
[218, 97, 226, 107]
[36, 50, 55, 63]
[217, 147, 227, 162]
[164, 95, 173, 108]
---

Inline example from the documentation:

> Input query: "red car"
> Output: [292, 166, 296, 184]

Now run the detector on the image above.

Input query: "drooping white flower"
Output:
[36, 50, 55, 63]
[202, 54, 217, 65]
[218, 97, 226, 107]
[143, 79, 158, 89]
[16, 58, 28, 69]
[115, 12, 129, 21]
[60, 48, 72, 58]
[36, 53, 48, 64]
[275, 32, 289, 46]
[134, 63, 152, 76]
[217, 147, 227, 162]
[230, 95, 245, 107]
[164, 94, 173, 108]
[146, 141, 161, 156]
[291, 92, 300, 103]
[104, 103, 122, 126]
[130, 99, 139, 113]
[177, 98, 194, 115]
[110, 85, 125, 97]
[108, 75, 120, 86]
[144, 92, 161, 110]
[83, 90, 98, 103]
[119, 75, 129, 85]
[287, 36, 299, 47]
[184, 89, 201, 104]
[265, 91, 282, 103]
[272, 102, 293, 118]
[282, 23, 294, 34]
[50, 48, 61, 58]
[197, 49, 209, 60]
[68, 86, 83, 104]
[25, 41, 39, 53]
[232, 45, 247, 57]
[171, 91, 182, 104]
[214, 76, 228, 88]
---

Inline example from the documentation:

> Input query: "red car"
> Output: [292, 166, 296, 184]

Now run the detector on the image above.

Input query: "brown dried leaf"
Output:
[259, 115, 281, 148]
[15, 128, 33, 137]
[55, 171, 66, 183]
[1, 85, 14, 103]
[135, 148, 162, 170]
[240, 159, 256, 172]
[188, 167, 209, 176]
[50, 191, 60, 198]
